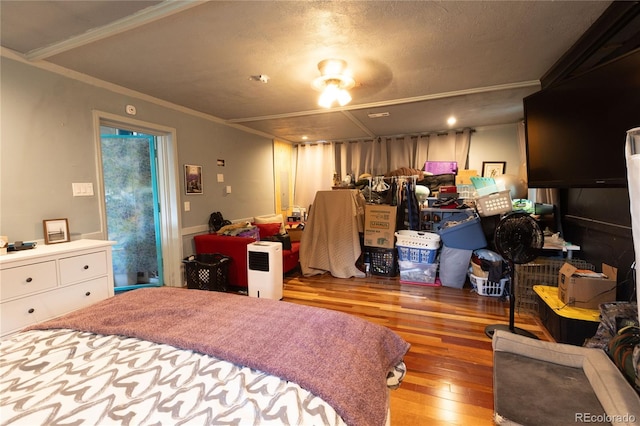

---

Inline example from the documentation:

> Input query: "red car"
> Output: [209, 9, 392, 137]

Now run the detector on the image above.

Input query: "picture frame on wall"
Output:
[185, 164, 203, 195]
[43, 218, 70, 244]
[482, 161, 506, 178]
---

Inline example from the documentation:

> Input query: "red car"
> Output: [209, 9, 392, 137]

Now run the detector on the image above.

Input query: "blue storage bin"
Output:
[437, 215, 487, 250]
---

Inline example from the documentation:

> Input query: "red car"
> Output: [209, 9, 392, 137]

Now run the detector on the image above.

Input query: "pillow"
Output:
[254, 214, 286, 234]
[254, 222, 282, 239]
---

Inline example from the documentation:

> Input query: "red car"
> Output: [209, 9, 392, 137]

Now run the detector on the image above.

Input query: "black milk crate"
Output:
[183, 253, 231, 292]
[514, 257, 594, 313]
[367, 246, 398, 277]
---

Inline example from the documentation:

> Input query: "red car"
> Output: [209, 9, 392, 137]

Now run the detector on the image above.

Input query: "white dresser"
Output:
[0, 239, 115, 337]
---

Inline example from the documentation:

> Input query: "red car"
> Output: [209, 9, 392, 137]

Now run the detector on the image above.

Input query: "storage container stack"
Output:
[395, 230, 440, 285]
[436, 211, 488, 288]
[363, 204, 398, 277]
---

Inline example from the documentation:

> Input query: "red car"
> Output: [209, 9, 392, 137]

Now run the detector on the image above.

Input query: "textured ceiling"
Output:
[0, 1, 613, 143]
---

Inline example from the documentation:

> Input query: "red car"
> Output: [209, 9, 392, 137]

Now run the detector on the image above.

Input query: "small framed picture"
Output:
[482, 161, 506, 178]
[185, 164, 203, 195]
[43, 218, 70, 244]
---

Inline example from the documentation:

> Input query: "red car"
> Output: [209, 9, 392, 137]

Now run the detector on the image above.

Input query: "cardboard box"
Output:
[364, 204, 397, 249]
[558, 263, 617, 309]
[287, 227, 303, 242]
[455, 170, 479, 185]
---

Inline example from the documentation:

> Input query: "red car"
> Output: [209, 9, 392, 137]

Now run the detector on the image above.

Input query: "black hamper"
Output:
[183, 253, 231, 292]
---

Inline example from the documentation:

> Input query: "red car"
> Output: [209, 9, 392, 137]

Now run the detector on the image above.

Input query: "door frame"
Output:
[93, 110, 183, 287]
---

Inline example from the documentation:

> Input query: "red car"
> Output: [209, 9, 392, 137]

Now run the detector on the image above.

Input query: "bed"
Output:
[0, 287, 410, 426]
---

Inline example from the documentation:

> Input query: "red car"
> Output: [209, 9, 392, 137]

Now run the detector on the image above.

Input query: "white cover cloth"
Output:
[626, 127, 640, 318]
[300, 190, 366, 278]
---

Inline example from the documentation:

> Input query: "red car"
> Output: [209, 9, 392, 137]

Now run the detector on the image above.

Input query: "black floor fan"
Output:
[485, 211, 544, 339]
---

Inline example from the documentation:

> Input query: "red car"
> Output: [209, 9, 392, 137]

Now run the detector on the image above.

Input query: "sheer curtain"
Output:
[293, 143, 334, 211]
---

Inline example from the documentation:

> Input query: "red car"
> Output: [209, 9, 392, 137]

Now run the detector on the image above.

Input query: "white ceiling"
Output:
[0, 0, 612, 143]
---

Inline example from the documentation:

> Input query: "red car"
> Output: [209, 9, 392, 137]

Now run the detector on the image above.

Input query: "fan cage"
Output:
[514, 257, 594, 313]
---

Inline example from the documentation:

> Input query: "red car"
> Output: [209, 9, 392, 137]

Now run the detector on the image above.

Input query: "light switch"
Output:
[225, 185, 232, 194]
[72, 183, 94, 196]
[217, 173, 224, 183]
[184, 201, 191, 212]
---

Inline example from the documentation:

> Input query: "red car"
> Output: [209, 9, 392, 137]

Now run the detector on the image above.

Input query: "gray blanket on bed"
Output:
[27, 287, 410, 426]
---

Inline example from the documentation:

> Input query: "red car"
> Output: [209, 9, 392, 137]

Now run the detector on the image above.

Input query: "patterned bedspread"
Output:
[2, 328, 390, 425]
[1, 288, 409, 425]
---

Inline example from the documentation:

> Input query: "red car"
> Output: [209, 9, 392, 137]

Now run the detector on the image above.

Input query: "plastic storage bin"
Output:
[399, 261, 438, 285]
[367, 246, 398, 277]
[183, 253, 231, 292]
[419, 209, 473, 232]
[395, 230, 440, 248]
[397, 245, 438, 263]
[437, 215, 487, 250]
[469, 273, 508, 297]
[439, 246, 473, 288]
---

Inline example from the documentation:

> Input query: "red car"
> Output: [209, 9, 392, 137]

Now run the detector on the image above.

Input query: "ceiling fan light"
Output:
[312, 58, 355, 108]
[337, 89, 352, 106]
[318, 84, 340, 108]
[325, 59, 347, 74]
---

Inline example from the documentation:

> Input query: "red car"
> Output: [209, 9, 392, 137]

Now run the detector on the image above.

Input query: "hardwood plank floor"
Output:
[282, 271, 554, 426]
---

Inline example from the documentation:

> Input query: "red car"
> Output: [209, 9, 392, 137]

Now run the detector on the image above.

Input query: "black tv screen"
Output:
[524, 49, 640, 188]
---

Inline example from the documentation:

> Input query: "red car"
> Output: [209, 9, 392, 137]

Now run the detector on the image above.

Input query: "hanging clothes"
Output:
[395, 177, 421, 231]
[406, 179, 421, 230]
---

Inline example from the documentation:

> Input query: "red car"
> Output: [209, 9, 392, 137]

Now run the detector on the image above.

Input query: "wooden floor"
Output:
[281, 271, 553, 426]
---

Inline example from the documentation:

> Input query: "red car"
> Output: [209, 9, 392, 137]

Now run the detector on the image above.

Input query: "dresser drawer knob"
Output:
[83, 265, 89, 270]
[28, 308, 35, 314]
[26, 277, 33, 283]
[85, 291, 91, 296]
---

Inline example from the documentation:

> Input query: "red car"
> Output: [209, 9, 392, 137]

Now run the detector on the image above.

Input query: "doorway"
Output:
[100, 129, 163, 291]
[94, 111, 183, 290]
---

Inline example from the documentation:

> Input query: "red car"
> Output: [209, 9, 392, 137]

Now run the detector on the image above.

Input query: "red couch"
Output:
[194, 234, 300, 288]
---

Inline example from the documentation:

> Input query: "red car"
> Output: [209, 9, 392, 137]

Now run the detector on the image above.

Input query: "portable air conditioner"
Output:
[247, 241, 283, 300]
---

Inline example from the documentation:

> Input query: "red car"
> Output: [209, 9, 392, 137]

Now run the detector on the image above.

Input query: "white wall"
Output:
[0, 56, 276, 248]
[468, 123, 522, 177]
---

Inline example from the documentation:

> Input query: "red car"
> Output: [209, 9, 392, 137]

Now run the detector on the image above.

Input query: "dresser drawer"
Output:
[59, 251, 108, 285]
[0, 261, 57, 300]
[0, 294, 49, 336]
[0, 277, 110, 337]
[46, 277, 110, 317]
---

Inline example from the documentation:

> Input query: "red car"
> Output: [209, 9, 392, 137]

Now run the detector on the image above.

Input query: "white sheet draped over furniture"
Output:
[300, 190, 367, 278]
[626, 127, 640, 310]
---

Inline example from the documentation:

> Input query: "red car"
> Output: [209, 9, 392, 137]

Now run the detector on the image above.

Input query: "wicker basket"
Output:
[183, 253, 231, 292]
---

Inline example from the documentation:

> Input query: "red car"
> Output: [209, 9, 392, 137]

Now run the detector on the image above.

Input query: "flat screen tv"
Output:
[524, 48, 640, 188]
